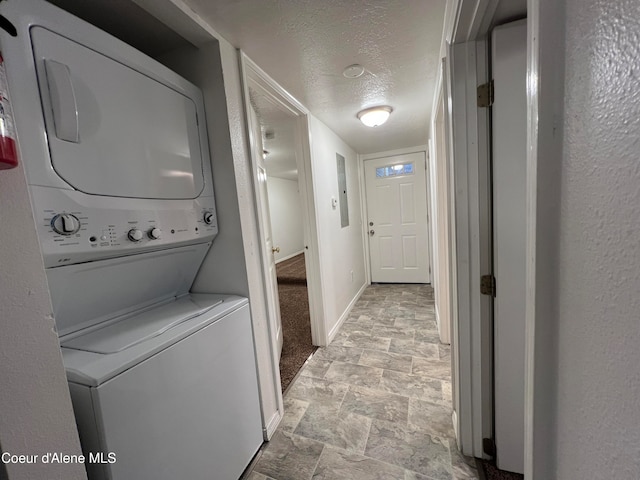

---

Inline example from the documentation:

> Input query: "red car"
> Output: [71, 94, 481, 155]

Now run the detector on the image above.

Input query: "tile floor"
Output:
[247, 284, 478, 480]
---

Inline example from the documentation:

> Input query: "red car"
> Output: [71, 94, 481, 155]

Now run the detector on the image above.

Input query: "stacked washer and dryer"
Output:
[1, 1, 263, 479]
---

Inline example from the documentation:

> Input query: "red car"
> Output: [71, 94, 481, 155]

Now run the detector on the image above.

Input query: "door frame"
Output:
[358, 146, 432, 285]
[447, 37, 494, 460]
[441, 0, 502, 461]
[443, 0, 544, 475]
[246, 102, 284, 357]
[239, 53, 327, 356]
[430, 61, 454, 347]
[491, 20, 528, 473]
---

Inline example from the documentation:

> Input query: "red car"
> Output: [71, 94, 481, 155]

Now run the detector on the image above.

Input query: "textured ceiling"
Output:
[182, 0, 447, 154]
[250, 87, 299, 180]
[46, 0, 447, 155]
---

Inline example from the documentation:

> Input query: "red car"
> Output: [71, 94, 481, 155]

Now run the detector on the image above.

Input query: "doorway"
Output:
[363, 151, 431, 284]
[251, 93, 316, 392]
[443, 0, 528, 461]
[241, 55, 325, 395]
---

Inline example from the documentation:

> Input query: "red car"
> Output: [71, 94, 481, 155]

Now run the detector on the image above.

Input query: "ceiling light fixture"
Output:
[357, 106, 392, 127]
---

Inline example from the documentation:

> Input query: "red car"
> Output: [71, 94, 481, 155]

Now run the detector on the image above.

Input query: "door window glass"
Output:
[375, 163, 414, 178]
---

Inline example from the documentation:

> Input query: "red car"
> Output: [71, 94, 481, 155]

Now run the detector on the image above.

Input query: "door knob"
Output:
[369, 230, 375, 236]
[272, 246, 280, 253]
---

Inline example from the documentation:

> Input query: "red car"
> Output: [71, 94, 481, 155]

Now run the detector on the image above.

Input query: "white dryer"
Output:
[0, 1, 263, 479]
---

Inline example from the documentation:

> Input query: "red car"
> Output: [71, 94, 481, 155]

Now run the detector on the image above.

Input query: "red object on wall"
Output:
[0, 53, 18, 170]
[0, 136, 17, 169]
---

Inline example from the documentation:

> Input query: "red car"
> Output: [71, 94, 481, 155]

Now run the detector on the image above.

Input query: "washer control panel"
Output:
[51, 213, 81, 235]
[127, 228, 144, 242]
[147, 227, 162, 240]
[31, 187, 218, 268]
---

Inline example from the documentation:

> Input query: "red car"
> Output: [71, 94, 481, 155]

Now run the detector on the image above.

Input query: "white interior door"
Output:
[364, 152, 430, 283]
[249, 105, 283, 358]
[492, 19, 527, 474]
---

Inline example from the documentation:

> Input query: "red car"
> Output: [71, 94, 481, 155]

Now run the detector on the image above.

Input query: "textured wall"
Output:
[0, 166, 86, 479]
[309, 116, 367, 338]
[553, 0, 640, 477]
[267, 176, 305, 262]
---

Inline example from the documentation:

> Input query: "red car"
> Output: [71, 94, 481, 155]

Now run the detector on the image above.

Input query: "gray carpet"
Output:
[478, 460, 524, 480]
[276, 254, 315, 392]
[276, 252, 307, 285]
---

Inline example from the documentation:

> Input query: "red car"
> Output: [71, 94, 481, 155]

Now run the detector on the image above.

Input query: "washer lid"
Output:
[49, 243, 211, 337]
[61, 295, 249, 387]
[61, 295, 223, 354]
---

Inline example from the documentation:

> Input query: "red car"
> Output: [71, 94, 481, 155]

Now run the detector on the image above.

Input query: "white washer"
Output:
[63, 292, 262, 480]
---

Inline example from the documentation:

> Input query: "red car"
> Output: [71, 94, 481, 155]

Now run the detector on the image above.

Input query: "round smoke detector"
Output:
[343, 64, 365, 79]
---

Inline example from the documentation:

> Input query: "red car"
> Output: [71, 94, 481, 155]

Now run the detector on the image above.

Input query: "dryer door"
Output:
[31, 27, 204, 200]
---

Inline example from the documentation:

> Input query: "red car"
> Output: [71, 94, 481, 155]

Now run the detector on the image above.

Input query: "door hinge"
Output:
[477, 80, 494, 108]
[480, 274, 496, 297]
[483, 437, 496, 457]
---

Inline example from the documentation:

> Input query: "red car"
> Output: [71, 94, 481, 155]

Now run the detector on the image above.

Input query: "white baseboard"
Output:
[263, 409, 283, 441]
[327, 282, 368, 344]
[452, 409, 459, 444]
[275, 250, 305, 264]
[436, 304, 451, 345]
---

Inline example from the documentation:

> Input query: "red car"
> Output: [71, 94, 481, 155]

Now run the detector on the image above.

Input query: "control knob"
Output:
[203, 211, 214, 225]
[147, 227, 162, 240]
[127, 228, 144, 242]
[51, 213, 81, 236]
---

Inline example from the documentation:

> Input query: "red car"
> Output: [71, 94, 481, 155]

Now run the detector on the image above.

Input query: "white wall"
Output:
[159, 38, 283, 437]
[0, 167, 86, 480]
[266, 176, 305, 262]
[309, 115, 367, 340]
[530, 0, 640, 478]
[160, 43, 251, 297]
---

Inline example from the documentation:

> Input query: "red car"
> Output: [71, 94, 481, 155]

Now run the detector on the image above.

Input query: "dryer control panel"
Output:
[31, 186, 218, 268]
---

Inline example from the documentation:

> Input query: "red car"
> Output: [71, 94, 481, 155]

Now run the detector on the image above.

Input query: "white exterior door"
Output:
[249, 105, 283, 358]
[492, 19, 527, 474]
[364, 152, 430, 283]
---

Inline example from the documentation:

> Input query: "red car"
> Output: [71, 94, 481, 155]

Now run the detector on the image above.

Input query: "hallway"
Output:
[247, 284, 478, 480]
